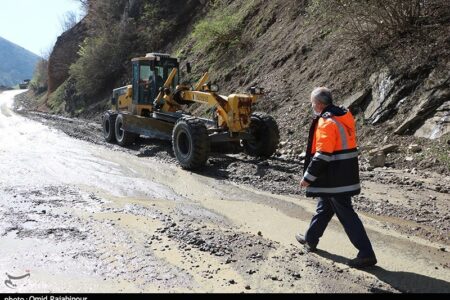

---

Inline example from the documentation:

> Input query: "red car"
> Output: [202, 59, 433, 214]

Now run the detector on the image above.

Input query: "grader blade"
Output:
[122, 113, 174, 140]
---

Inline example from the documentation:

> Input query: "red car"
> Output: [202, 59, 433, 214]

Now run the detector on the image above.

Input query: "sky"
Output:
[0, 0, 84, 56]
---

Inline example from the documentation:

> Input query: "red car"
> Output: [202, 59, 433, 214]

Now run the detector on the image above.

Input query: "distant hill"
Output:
[0, 36, 40, 87]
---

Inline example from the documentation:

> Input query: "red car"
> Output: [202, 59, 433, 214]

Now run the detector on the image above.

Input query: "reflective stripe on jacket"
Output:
[303, 105, 360, 197]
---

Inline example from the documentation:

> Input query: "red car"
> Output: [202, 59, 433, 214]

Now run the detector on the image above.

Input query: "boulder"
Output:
[414, 101, 450, 139]
[293, 148, 303, 155]
[408, 144, 422, 153]
[364, 70, 397, 122]
[395, 89, 450, 136]
[395, 62, 450, 137]
[424, 61, 450, 91]
[343, 89, 370, 114]
[365, 69, 423, 125]
[369, 144, 399, 155]
[369, 151, 386, 168]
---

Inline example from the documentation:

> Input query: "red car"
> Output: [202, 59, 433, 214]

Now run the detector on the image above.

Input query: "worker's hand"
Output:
[300, 179, 310, 188]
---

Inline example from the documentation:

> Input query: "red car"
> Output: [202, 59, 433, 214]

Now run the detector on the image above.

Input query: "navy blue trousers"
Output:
[305, 195, 375, 258]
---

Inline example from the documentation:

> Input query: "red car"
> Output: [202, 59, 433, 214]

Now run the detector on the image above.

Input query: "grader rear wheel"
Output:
[102, 112, 117, 143]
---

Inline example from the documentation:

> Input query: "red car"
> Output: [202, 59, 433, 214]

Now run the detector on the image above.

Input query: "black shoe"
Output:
[348, 256, 377, 268]
[295, 233, 317, 252]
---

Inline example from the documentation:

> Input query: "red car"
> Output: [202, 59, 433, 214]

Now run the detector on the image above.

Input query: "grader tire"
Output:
[102, 112, 117, 143]
[115, 114, 138, 146]
[243, 112, 280, 157]
[172, 118, 210, 170]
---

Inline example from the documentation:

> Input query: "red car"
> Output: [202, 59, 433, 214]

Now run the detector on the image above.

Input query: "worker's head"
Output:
[311, 87, 333, 115]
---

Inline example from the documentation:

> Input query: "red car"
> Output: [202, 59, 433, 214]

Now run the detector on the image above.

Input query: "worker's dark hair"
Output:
[311, 87, 333, 105]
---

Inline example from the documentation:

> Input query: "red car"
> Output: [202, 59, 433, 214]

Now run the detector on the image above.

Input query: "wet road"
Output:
[1, 90, 449, 293]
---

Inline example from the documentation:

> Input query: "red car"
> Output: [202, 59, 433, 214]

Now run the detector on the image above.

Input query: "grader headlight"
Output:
[209, 84, 219, 93]
[201, 82, 220, 93]
[249, 87, 264, 95]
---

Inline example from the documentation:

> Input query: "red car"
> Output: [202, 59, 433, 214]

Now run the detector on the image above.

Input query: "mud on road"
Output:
[0, 90, 448, 293]
[16, 108, 450, 246]
[1, 183, 393, 293]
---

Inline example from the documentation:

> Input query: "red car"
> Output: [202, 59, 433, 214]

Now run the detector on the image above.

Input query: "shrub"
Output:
[308, 0, 450, 51]
[68, 0, 137, 98]
[136, 2, 176, 52]
[59, 10, 80, 33]
[69, 0, 178, 99]
[47, 80, 68, 113]
[69, 21, 135, 98]
[29, 59, 48, 94]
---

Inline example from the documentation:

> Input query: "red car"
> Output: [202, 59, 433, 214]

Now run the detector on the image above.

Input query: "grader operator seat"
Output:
[154, 68, 164, 91]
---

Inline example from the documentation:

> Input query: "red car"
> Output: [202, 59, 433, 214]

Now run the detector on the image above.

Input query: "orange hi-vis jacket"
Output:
[303, 105, 361, 197]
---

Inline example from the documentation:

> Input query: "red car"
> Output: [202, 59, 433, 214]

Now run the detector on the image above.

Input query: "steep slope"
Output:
[175, 0, 449, 143]
[0, 36, 40, 87]
[48, 20, 87, 94]
[42, 0, 449, 172]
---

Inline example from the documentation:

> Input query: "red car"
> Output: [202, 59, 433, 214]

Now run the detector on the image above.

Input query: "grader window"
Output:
[155, 59, 180, 90]
[155, 66, 165, 91]
[140, 65, 153, 81]
[139, 64, 154, 104]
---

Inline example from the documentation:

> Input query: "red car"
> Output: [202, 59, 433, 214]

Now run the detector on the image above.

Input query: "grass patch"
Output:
[192, 15, 244, 51]
[47, 80, 68, 114]
[191, 0, 257, 52]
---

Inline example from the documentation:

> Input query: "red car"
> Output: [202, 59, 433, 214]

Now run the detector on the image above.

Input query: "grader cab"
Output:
[102, 53, 279, 170]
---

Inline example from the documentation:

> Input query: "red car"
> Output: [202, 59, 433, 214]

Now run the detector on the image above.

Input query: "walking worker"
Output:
[296, 87, 377, 268]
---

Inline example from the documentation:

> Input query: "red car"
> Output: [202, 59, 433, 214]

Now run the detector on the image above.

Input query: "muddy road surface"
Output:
[1, 90, 449, 293]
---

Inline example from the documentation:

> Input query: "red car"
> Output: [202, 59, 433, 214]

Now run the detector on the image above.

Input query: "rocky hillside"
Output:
[0, 36, 40, 87]
[48, 21, 88, 94]
[34, 0, 450, 173]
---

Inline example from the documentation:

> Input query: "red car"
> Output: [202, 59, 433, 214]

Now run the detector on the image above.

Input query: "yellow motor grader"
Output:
[102, 53, 279, 170]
